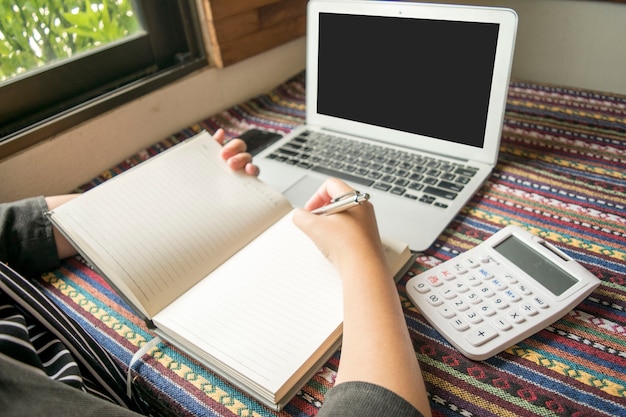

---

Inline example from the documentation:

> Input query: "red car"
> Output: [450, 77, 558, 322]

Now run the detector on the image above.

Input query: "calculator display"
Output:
[493, 235, 578, 296]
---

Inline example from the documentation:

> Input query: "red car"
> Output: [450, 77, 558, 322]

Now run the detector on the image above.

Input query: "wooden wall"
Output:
[202, 0, 307, 67]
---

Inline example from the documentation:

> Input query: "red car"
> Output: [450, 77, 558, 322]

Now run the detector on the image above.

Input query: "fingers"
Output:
[213, 128, 227, 145]
[244, 162, 260, 177]
[221, 138, 247, 159]
[221, 142, 255, 172]
[303, 177, 356, 210]
[294, 178, 378, 241]
[214, 129, 260, 176]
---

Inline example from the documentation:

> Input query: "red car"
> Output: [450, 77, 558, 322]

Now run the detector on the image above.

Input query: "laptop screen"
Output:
[317, 13, 499, 149]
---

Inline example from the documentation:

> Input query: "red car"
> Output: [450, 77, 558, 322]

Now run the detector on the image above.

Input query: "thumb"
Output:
[292, 208, 315, 234]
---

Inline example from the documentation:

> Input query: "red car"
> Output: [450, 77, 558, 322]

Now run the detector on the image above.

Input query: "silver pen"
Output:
[311, 190, 370, 216]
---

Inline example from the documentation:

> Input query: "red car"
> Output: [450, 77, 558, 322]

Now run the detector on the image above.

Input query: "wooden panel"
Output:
[220, 15, 306, 66]
[208, 0, 282, 20]
[259, 0, 307, 27]
[202, 0, 306, 67]
[214, 11, 261, 42]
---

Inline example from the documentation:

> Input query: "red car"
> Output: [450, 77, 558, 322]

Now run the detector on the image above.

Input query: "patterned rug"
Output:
[38, 72, 626, 417]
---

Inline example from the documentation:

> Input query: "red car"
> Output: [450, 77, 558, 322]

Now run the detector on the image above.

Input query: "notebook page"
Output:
[152, 210, 344, 395]
[49, 132, 292, 318]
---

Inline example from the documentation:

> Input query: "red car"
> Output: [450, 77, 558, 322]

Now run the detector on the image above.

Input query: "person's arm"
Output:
[292, 178, 431, 417]
[44, 194, 80, 259]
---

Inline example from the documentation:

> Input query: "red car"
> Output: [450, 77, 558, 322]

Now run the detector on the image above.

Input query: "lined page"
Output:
[152, 211, 344, 395]
[49, 132, 292, 318]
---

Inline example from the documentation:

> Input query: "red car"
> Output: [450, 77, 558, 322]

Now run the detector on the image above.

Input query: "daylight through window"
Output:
[0, 0, 143, 83]
[0, 0, 206, 159]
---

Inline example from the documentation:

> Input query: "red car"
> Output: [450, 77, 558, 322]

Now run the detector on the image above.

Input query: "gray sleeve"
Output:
[0, 354, 142, 417]
[317, 381, 425, 417]
[0, 196, 60, 276]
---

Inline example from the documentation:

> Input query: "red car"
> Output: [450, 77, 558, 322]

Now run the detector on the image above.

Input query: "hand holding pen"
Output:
[293, 178, 383, 271]
[311, 190, 370, 215]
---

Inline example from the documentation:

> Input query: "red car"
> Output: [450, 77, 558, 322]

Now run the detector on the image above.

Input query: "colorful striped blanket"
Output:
[38, 72, 626, 416]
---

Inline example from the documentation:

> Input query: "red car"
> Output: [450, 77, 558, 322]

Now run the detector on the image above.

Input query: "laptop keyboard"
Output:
[265, 130, 480, 209]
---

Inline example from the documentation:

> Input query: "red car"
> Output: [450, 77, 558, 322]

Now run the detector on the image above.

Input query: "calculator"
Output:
[406, 225, 601, 360]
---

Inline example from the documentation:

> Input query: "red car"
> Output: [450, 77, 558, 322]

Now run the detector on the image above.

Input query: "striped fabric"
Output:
[0, 262, 148, 413]
[0, 292, 82, 389]
[37, 72, 625, 416]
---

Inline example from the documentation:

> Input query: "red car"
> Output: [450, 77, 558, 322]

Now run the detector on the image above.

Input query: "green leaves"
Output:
[63, 0, 139, 43]
[0, 0, 141, 82]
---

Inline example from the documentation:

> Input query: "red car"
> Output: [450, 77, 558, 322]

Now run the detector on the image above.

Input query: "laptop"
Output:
[255, 0, 518, 250]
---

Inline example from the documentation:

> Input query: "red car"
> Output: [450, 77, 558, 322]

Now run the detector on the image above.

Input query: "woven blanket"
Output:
[38, 72, 626, 417]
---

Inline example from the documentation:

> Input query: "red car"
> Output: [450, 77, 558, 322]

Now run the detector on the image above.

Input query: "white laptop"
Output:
[255, 0, 518, 250]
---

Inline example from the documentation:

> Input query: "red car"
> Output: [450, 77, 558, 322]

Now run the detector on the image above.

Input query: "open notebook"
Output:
[256, 0, 518, 250]
[48, 131, 414, 410]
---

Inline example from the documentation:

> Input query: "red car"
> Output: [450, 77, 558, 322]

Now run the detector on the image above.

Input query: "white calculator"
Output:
[406, 225, 601, 360]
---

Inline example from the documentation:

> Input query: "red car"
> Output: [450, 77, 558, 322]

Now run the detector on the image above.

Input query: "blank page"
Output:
[49, 132, 292, 318]
[152, 211, 343, 397]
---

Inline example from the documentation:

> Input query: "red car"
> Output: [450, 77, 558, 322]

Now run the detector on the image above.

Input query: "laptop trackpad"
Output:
[284, 175, 326, 208]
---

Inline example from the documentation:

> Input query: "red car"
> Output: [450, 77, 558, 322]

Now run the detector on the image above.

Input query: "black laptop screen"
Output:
[317, 13, 499, 148]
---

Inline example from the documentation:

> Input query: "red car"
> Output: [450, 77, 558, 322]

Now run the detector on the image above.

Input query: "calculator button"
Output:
[440, 288, 457, 299]
[519, 303, 539, 316]
[452, 298, 470, 312]
[466, 324, 498, 346]
[503, 273, 518, 284]
[491, 297, 509, 310]
[412, 281, 431, 294]
[438, 304, 456, 319]
[532, 296, 549, 309]
[490, 278, 507, 291]
[466, 292, 482, 304]
[479, 255, 493, 264]
[451, 317, 470, 331]
[477, 286, 495, 298]
[505, 309, 526, 324]
[477, 268, 494, 280]
[453, 282, 470, 293]
[516, 283, 532, 295]
[492, 316, 513, 331]
[503, 289, 521, 303]
[439, 270, 455, 281]
[453, 263, 468, 274]
[478, 304, 497, 317]
[464, 310, 483, 324]
[427, 293, 444, 306]
[464, 258, 480, 269]
[466, 275, 482, 286]
[426, 274, 443, 287]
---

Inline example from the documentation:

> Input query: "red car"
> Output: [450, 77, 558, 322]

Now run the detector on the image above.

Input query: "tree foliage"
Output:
[0, 0, 141, 82]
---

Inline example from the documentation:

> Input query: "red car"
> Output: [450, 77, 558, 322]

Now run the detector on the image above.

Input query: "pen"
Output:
[311, 190, 370, 216]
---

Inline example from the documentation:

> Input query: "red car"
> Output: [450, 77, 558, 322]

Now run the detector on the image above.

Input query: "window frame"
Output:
[0, 0, 207, 160]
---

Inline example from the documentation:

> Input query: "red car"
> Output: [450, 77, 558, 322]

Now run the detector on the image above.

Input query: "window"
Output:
[0, 0, 206, 159]
[0, 0, 144, 82]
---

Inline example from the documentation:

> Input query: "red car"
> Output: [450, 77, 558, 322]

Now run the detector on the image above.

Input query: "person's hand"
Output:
[292, 178, 386, 276]
[296, 178, 432, 417]
[213, 128, 260, 176]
